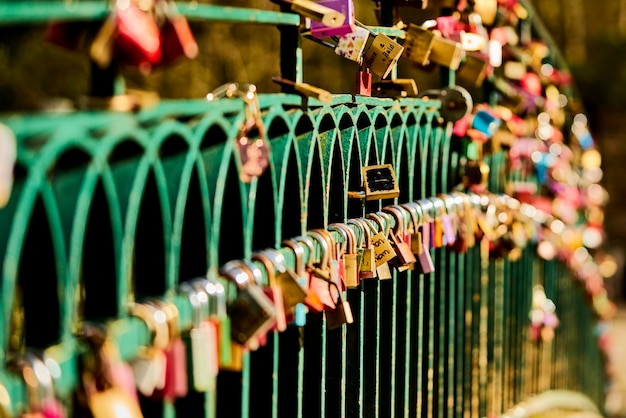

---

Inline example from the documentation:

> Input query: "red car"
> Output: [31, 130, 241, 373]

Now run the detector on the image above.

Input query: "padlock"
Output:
[221, 260, 276, 347]
[0, 383, 10, 418]
[200, 276, 232, 368]
[428, 36, 465, 70]
[129, 301, 169, 398]
[148, 299, 188, 401]
[207, 83, 270, 183]
[288, 0, 346, 27]
[412, 226, 434, 274]
[156, 0, 199, 66]
[91, 0, 162, 70]
[292, 235, 325, 313]
[403, 24, 435, 66]
[329, 223, 360, 288]
[418, 85, 473, 124]
[6, 351, 67, 418]
[383, 205, 417, 270]
[282, 238, 310, 326]
[372, 79, 418, 98]
[252, 253, 288, 332]
[73, 325, 144, 418]
[428, 197, 446, 248]
[347, 219, 377, 279]
[456, 51, 489, 88]
[355, 66, 373, 96]
[365, 214, 397, 279]
[324, 282, 354, 329]
[417, 198, 436, 249]
[307, 229, 342, 307]
[471, 108, 501, 138]
[310, 0, 355, 38]
[438, 194, 459, 247]
[0, 123, 16, 209]
[179, 281, 219, 392]
[398, 202, 420, 255]
[335, 26, 370, 62]
[362, 32, 405, 79]
[259, 248, 309, 314]
[361, 164, 400, 200]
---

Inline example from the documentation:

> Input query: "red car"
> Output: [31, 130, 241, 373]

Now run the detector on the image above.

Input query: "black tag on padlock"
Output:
[228, 285, 276, 346]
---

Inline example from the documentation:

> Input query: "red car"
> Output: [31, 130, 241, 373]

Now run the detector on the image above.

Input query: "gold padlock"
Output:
[403, 24, 435, 66]
[429, 36, 465, 70]
[348, 218, 377, 279]
[362, 33, 405, 79]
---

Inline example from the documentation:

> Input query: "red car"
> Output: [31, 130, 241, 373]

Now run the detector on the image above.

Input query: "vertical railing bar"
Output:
[492, 258, 505, 415]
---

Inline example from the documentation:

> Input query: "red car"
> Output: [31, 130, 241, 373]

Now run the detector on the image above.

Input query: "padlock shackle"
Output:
[281, 238, 305, 275]
[293, 235, 317, 269]
[307, 230, 331, 270]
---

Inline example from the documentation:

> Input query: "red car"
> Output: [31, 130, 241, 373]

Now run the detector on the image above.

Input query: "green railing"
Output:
[0, 1, 610, 418]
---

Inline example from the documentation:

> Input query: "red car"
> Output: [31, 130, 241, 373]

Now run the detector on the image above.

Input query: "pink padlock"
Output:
[310, 0, 355, 38]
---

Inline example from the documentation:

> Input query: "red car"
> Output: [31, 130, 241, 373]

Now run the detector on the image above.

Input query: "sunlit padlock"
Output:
[310, 0, 355, 38]
[418, 85, 473, 124]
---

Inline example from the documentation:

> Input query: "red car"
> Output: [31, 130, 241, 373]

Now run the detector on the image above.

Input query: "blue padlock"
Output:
[471, 109, 502, 139]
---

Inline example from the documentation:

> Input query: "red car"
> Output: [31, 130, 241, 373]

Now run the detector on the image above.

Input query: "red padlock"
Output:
[157, 0, 199, 66]
[114, 1, 162, 68]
